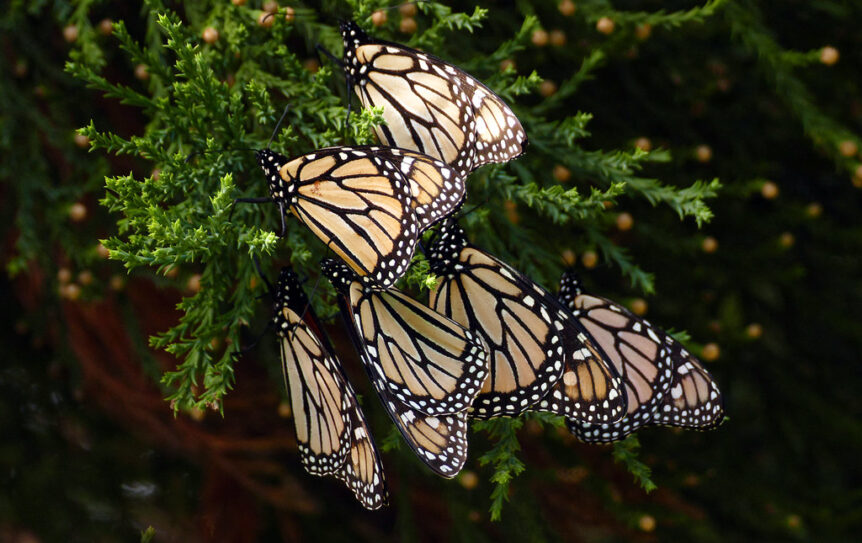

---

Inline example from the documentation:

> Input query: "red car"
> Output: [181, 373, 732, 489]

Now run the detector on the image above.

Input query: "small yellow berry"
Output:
[581, 250, 598, 269]
[634, 137, 652, 152]
[503, 200, 519, 224]
[805, 202, 822, 218]
[779, 232, 795, 248]
[164, 266, 179, 279]
[97, 243, 111, 259]
[820, 46, 839, 66]
[638, 514, 656, 532]
[64, 283, 82, 300]
[838, 140, 858, 157]
[371, 10, 388, 27]
[561, 249, 576, 266]
[531, 29, 549, 47]
[73, 133, 90, 148]
[63, 24, 79, 43]
[459, 470, 479, 490]
[186, 274, 202, 293]
[539, 79, 557, 97]
[616, 212, 634, 232]
[746, 323, 763, 339]
[500, 58, 516, 72]
[695, 144, 713, 163]
[399, 3, 417, 17]
[596, 17, 615, 35]
[202, 27, 219, 44]
[635, 23, 652, 41]
[399, 17, 417, 34]
[134, 64, 149, 80]
[98, 18, 114, 36]
[303, 58, 320, 73]
[77, 270, 94, 286]
[549, 29, 567, 47]
[231, 0, 246, 5]
[69, 202, 87, 222]
[257, 12, 274, 27]
[468, 510, 481, 522]
[262, 0, 278, 13]
[761, 180, 779, 199]
[629, 298, 647, 316]
[58, 268, 72, 284]
[701, 343, 720, 361]
[701, 236, 718, 253]
[188, 407, 206, 422]
[284, 6, 295, 22]
[109, 275, 125, 291]
[558, 0, 577, 16]
[553, 164, 571, 183]
[278, 401, 292, 418]
[786, 514, 802, 529]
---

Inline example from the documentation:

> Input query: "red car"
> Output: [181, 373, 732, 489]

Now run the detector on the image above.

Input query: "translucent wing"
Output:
[426, 222, 626, 424]
[341, 21, 527, 177]
[257, 146, 463, 288]
[274, 269, 388, 508]
[559, 270, 724, 443]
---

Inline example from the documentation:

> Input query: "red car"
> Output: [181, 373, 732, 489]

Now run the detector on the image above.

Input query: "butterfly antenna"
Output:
[316, 43, 343, 68]
[252, 254, 275, 295]
[266, 104, 291, 150]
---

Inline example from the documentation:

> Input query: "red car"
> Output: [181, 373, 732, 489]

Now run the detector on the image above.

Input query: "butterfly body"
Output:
[340, 21, 527, 177]
[426, 221, 626, 424]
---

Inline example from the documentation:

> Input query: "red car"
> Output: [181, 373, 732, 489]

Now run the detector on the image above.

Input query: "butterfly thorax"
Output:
[321, 258, 355, 295]
[427, 222, 470, 274]
[558, 269, 586, 307]
[256, 149, 297, 205]
[340, 21, 370, 80]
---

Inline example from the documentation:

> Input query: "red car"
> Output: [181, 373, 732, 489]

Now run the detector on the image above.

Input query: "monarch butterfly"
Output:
[321, 258, 487, 477]
[339, 21, 528, 177]
[559, 270, 725, 443]
[256, 145, 465, 288]
[426, 220, 627, 424]
[273, 267, 388, 509]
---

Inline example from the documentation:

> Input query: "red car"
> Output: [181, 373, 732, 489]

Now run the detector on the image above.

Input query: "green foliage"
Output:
[474, 418, 527, 521]
[612, 435, 657, 493]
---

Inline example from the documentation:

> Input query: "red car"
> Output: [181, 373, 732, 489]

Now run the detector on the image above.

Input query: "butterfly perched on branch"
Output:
[558, 270, 725, 443]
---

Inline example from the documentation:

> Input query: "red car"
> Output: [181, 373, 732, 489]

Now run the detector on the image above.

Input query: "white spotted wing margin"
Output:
[340, 21, 528, 178]
[256, 145, 466, 289]
[558, 270, 724, 444]
[425, 221, 627, 425]
[275, 270, 387, 509]
[323, 259, 484, 477]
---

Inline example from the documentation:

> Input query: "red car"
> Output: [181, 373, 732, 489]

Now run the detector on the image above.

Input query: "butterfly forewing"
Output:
[258, 146, 465, 288]
[346, 280, 489, 415]
[342, 22, 527, 177]
[654, 344, 724, 430]
[336, 397, 389, 509]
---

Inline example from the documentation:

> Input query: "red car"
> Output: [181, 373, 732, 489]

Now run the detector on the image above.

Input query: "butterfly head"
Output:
[274, 267, 308, 315]
[426, 219, 469, 271]
[558, 269, 585, 306]
[256, 148, 292, 202]
[320, 258, 355, 294]
[340, 20, 371, 74]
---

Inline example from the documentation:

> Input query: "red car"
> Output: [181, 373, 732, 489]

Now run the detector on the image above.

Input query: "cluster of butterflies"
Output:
[243, 21, 725, 510]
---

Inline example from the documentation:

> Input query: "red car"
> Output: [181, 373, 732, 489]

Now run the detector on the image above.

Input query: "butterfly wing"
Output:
[350, 281, 489, 416]
[427, 225, 626, 423]
[559, 271, 724, 443]
[275, 270, 388, 508]
[342, 22, 527, 177]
